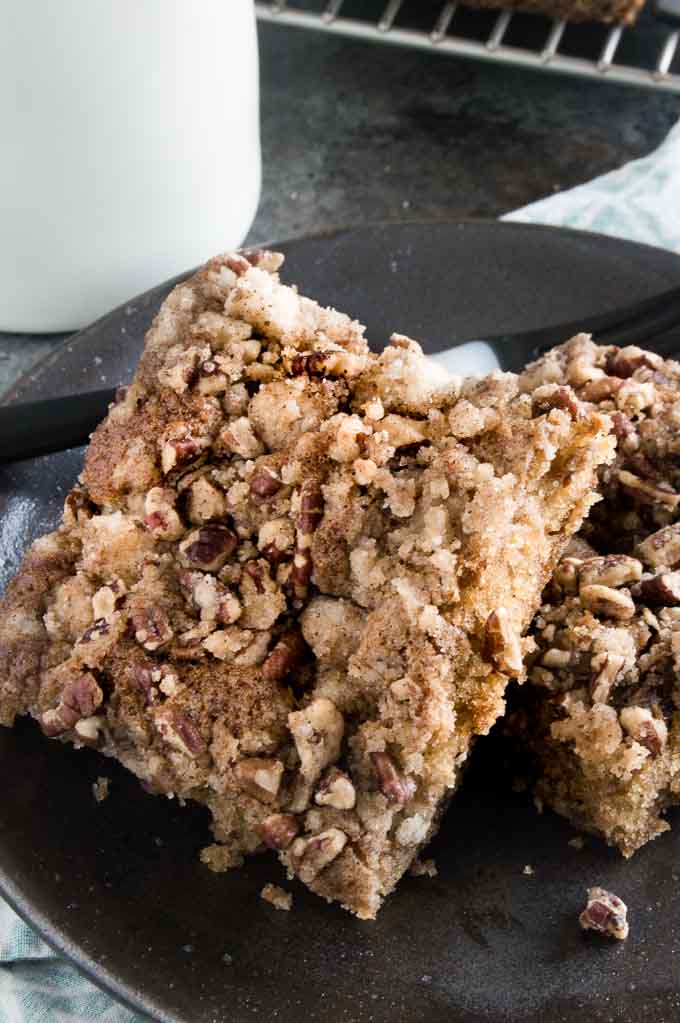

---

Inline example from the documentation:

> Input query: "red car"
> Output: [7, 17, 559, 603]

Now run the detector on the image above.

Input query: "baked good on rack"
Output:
[465, 0, 645, 26]
[512, 334, 680, 855]
[0, 253, 612, 918]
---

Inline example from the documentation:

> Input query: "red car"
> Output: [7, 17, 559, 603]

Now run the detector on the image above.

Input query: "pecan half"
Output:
[289, 828, 348, 884]
[234, 758, 284, 804]
[262, 629, 307, 682]
[483, 608, 523, 676]
[579, 886, 629, 940]
[371, 752, 416, 807]
[260, 813, 299, 850]
[179, 525, 238, 571]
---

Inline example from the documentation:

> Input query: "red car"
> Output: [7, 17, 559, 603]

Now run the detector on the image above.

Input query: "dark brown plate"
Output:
[3, 221, 680, 1023]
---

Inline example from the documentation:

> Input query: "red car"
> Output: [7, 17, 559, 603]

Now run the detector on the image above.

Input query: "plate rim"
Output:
[5, 216, 680, 406]
[3, 216, 680, 1023]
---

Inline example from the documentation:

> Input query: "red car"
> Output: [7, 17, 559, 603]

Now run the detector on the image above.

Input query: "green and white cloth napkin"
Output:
[2, 117, 680, 1023]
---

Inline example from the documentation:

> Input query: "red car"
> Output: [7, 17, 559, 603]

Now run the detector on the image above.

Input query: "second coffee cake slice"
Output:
[0, 254, 613, 917]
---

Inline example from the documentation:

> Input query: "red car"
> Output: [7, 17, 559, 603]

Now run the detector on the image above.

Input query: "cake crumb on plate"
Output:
[579, 886, 629, 940]
[261, 883, 293, 911]
[92, 776, 110, 803]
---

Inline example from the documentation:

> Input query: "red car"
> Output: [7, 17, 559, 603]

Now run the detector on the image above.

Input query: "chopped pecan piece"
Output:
[483, 608, 523, 676]
[234, 758, 284, 804]
[144, 487, 185, 540]
[617, 470, 680, 512]
[579, 584, 635, 621]
[262, 629, 307, 682]
[552, 557, 582, 597]
[179, 525, 238, 572]
[579, 886, 629, 940]
[606, 346, 658, 379]
[173, 714, 205, 754]
[371, 752, 416, 806]
[315, 767, 356, 810]
[532, 385, 582, 420]
[260, 813, 300, 850]
[41, 671, 104, 737]
[636, 523, 680, 569]
[590, 653, 626, 704]
[249, 466, 282, 503]
[578, 555, 642, 590]
[637, 572, 680, 606]
[131, 605, 174, 651]
[79, 618, 110, 644]
[578, 377, 622, 402]
[226, 253, 251, 276]
[289, 828, 348, 884]
[619, 706, 667, 755]
[292, 480, 324, 608]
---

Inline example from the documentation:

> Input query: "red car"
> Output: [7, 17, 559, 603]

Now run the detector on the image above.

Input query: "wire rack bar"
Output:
[256, 0, 680, 93]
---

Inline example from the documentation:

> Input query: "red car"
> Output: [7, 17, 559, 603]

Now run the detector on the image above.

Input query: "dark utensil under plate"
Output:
[3, 220, 680, 1023]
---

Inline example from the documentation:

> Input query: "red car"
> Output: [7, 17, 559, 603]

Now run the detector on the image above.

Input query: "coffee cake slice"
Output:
[0, 255, 612, 918]
[513, 335, 680, 856]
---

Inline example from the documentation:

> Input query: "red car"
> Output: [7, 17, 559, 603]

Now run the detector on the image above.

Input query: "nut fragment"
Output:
[261, 629, 307, 682]
[579, 584, 635, 621]
[131, 605, 174, 651]
[617, 470, 680, 512]
[179, 525, 238, 571]
[234, 758, 284, 804]
[579, 886, 629, 940]
[260, 813, 300, 850]
[144, 487, 185, 540]
[636, 523, 680, 569]
[483, 608, 523, 676]
[289, 828, 348, 883]
[41, 671, 104, 737]
[606, 346, 658, 379]
[590, 654, 626, 704]
[292, 479, 324, 607]
[249, 466, 282, 502]
[552, 558, 582, 596]
[370, 752, 416, 806]
[619, 706, 667, 755]
[531, 385, 582, 420]
[288, 697, 344, 784]
[637, 571, 680, 606]
[315, 767, 356, 810]
[578, 555, 642, 590]
[172, 714, 205, 754]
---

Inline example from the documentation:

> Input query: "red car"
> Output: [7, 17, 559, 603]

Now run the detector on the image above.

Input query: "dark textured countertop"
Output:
[2, 16, 680, 395]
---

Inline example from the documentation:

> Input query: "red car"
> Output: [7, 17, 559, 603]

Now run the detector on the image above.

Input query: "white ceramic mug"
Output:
[0, 0, 261, 332]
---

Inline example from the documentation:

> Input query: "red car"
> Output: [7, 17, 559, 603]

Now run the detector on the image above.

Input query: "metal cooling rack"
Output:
[256, 0, 680, 92]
